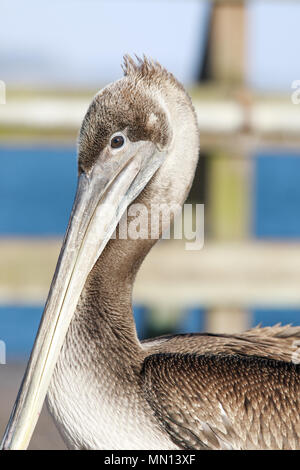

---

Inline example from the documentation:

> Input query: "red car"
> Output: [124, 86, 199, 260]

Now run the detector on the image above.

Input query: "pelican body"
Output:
[1, 57, 300, 450]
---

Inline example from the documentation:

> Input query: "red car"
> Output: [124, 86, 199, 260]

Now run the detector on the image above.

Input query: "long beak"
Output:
[1, 142, 165, 450]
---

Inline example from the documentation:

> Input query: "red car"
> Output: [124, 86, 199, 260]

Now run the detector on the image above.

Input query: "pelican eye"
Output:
[110, 134, 125, 149]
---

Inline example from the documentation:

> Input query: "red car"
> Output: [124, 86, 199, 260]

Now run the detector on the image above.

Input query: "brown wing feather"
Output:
[142, 325, 300, 363]
[141, 353, 300, 450]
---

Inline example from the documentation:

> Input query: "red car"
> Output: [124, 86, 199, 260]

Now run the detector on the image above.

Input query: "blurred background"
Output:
[1, 0, 300, 449]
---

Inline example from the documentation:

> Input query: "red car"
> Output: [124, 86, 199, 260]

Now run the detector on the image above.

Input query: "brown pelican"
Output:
[1, 56, 300, 450]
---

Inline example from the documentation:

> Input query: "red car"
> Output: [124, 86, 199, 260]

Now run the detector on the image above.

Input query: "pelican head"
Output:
[1, 55, 199, 449]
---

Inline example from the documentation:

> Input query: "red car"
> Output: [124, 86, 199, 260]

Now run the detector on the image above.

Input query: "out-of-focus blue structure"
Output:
[0, 147, 76, 235]
[254, 153, 300, 239]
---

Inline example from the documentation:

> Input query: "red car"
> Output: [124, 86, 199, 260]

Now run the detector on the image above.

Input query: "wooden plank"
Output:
[2, 98, 300, 137]
[1, 239, 300, 308]
[209, 1, 245, 83]
[206, 307, 251, 334]
[208, 151, 251, 240]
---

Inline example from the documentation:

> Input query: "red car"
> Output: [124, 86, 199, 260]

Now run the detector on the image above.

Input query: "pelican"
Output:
[1, 56, 300, 450]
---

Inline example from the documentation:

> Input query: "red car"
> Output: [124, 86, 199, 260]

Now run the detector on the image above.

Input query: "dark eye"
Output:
[110, 134, 125, 149]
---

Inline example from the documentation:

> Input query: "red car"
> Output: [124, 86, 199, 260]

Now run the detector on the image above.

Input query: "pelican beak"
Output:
[1, 140, 165, 450]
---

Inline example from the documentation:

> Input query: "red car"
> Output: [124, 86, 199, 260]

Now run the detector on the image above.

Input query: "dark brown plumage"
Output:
[142, 352, 300, 449]
[78, 56, 174, 173]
